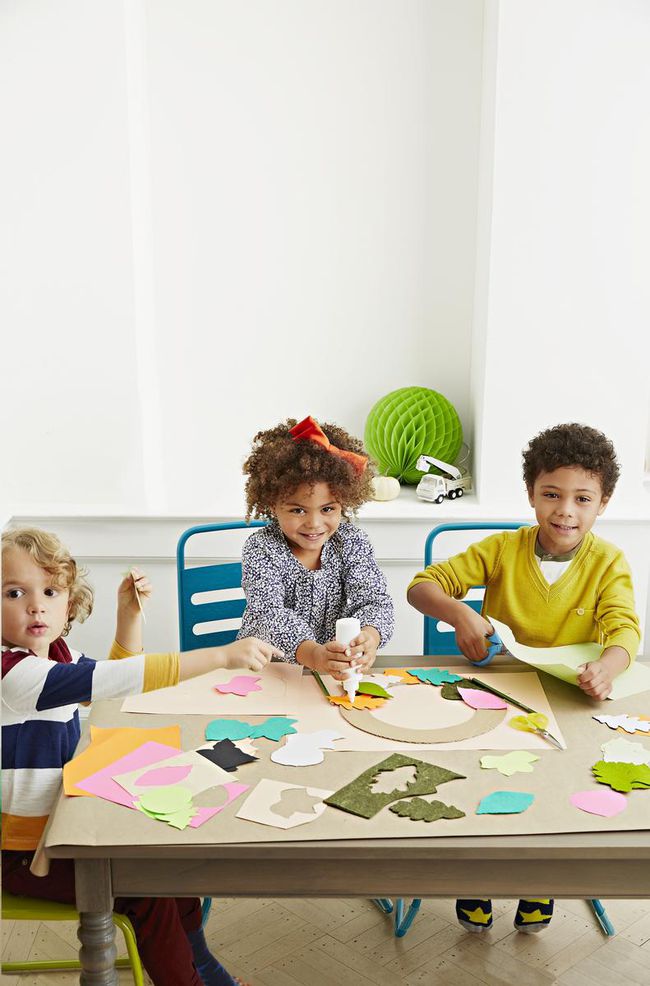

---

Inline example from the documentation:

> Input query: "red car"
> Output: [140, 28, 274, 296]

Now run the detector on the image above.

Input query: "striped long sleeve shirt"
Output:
[1, 638, 179, 850]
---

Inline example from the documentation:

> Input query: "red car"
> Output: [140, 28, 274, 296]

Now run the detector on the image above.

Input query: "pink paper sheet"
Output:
[188, 783, 250, 827]
[458, 687, 507, 710]
[76, 741, 181, 807]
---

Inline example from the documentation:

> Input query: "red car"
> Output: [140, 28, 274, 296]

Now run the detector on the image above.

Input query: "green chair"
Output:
[1, 891, 144, 983]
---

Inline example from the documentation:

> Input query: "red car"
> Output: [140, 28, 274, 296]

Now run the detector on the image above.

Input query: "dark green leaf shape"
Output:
[324, 753, 465, 819]
[440, 679, 484, 702]
[390, 798, 465, 822]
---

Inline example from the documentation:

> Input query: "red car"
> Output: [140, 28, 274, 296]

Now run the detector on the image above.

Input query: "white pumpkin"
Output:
[371, 476, 401, 501]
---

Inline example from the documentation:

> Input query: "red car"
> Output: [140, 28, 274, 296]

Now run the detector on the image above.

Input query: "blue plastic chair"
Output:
[177, 521, 266, 926]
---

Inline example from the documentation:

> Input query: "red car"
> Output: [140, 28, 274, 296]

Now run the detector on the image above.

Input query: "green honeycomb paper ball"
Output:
[365, 386, 463, 485]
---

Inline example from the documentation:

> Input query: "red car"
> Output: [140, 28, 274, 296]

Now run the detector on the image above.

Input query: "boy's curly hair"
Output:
[243, 418, 376, 520]
[1, 527, 94, 636]
[522, 423, 620, 500]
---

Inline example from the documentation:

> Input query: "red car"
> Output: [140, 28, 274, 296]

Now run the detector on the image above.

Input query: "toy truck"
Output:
[415, 454, 472, 503]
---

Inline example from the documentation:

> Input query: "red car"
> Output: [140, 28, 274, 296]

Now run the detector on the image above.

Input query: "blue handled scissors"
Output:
[471, 629, 502, 667]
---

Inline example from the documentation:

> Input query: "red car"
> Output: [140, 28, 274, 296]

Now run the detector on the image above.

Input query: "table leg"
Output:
[75, 859, 118, 986]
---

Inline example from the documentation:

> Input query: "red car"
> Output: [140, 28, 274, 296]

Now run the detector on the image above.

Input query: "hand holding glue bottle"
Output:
[337, 618, 363, 704]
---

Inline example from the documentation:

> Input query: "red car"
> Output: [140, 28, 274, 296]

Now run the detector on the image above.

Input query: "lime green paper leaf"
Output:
[138, 785, 193, 815]
[480, 751, 540, 777]
[592, 760, 650, 793]
[389, 798, 465, 822]
[356, 682, 392, 699]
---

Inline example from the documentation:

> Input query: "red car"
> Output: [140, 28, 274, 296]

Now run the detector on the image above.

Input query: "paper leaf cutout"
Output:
[601, 738, 650, 765]
[458, 686, 507, 710]
[328, 694, 387, 710]
[325, 753, 465, 819]
[138, 785, 193, 815]
[248, 717, 298, 741]
[271, 730, 344, 767]
[197, 739, 258, 771]
[383, 668, 420, 684]
[480, 751, 540, 776]
[356, 682, 392, 699]
[570, 789, 628, 818]
[592, 760, 650, 792]
[135, 765, 192, 787]
[439, 679, 483, 701]
[237, 779, 333, 829]
[509, 712, 549, 733]
[593, 714, 650, 735]
[389, 798, 465, 822]
[476, 791, 534, 815]
[407, 668, 464, 685]
[214, 675, 262, 696]
[205, 719, 254, 742]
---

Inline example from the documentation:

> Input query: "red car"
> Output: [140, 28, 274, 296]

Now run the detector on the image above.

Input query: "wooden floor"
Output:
[2, 896, 650, 985]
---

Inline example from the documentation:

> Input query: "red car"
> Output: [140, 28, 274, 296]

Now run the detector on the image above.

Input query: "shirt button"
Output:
[577, 608, 585, 615]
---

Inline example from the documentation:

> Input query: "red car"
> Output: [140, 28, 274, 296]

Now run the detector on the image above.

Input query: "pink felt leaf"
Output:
[570, 789, 627, 818]
[214, 675, 262, 696]
[457, 686, 507, 710]
[136, 765, 193, 787]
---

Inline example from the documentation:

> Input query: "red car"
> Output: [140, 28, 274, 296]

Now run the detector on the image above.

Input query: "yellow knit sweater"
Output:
[408, 526, 640, 661]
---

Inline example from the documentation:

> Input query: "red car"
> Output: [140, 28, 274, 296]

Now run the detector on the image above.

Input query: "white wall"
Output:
[1, 0, 484, 515]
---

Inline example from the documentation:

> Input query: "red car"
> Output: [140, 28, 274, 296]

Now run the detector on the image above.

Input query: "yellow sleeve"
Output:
[108, 638, 180, 690]
[596, 554, 641, 663]
[407, 532, 507, 598]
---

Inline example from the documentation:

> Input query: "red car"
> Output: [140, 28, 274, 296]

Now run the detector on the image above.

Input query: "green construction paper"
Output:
[205, 719, 253, 742]
[138, 802, 196, 829]
[389, 798, 465, 822]
[138, 785, 193, 815]
[408, 668, 463, 685]
[440, 679, 484, 701]
[324, 753, 465, 819]
[356, 682, 392, 699]
[592, 760, 650, 793]
[480, 751, 540, 777]
[476, 790, 534, 815]
[248, 717, 298, 741]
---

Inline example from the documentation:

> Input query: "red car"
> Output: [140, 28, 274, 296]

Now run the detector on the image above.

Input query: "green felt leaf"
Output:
[592, 760, 650, 793]
[389, 798, 465, 822]
[476, 790, 534, 814]
[356, 682, 392, 699]
[440, 679, 483, 701]
[408, 669, 463, 685]
[324, 753, 465, 819]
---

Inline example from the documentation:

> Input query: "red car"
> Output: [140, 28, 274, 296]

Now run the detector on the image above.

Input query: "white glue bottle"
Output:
[336, 617, 362, 704]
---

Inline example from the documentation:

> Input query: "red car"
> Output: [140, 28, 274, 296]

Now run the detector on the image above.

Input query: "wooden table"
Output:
[44, 658, 650, 985]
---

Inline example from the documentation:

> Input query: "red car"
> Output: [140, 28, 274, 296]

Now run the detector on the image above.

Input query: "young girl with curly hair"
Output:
[238, 416, 394, 679]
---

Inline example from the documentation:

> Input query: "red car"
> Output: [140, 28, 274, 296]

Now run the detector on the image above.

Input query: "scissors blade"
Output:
[537, 728, 564, 750]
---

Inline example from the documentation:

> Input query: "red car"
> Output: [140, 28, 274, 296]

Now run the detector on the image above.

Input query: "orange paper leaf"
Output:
[328, 694, 387, 711]
[383, 668, 419, 684]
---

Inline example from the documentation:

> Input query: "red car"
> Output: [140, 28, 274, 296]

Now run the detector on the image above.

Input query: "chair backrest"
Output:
[422, 522, 525, 655]
[176, 522, 266, 651]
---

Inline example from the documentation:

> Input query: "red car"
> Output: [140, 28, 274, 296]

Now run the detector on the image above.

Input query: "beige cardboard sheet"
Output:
[121, 663, 304, 716]
[45, 672, 650, 849]
[295, 671, 566, 751]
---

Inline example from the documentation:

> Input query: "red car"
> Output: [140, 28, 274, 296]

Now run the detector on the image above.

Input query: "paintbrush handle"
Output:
[466, 677, 535, 714]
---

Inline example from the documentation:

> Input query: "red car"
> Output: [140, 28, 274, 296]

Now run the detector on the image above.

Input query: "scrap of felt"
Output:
[476, 791, 535, 815]
[328, 694, 387, 711]
[480, 751, 540, 776]
[382, 668, 420, 684]
[407, 668, 464, 685]
[324, 753, 465, 819]
[63, 725, 181, 796]
[600, 738, 650, 765]
[270, 730, 344, 767]
[214, 675, 262, 696]
[569, 789, 628, 818]
[591, 760, 650, 793]
[197, 739, 258, 771]
[356, 682, 392, 699]
[593, 714, 650, 735]
[389, 798, 465, 822]
[75, 740, 183, 806]
[458, 687, 507, 710]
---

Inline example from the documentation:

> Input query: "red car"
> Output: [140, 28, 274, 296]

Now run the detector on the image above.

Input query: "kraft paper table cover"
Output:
[44, 669, 650, 850]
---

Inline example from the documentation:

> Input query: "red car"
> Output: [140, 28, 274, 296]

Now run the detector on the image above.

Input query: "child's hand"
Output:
[347, 626, 380, 673]
[222, 637, 283, 672]
[577, 647, 630, 701]
[307, 641, 361, 681]
[454, 609, 495, 663]
[117, 568, 151, 618]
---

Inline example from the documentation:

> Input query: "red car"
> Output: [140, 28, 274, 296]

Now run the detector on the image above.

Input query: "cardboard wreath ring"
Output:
[339, 705, 506, 743]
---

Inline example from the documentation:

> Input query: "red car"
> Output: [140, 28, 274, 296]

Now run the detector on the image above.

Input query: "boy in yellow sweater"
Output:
[407, 423, 640, 933]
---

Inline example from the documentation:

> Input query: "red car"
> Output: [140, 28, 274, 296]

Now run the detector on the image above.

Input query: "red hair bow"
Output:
[289, 416, 368, 475]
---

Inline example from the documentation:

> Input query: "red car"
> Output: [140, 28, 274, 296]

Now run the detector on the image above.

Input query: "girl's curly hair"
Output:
[243, 418, 376, 520]
[522, 423, 620, 500]
[1, 527, 94, 636]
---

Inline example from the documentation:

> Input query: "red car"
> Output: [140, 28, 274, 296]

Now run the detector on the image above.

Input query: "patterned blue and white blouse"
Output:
[237, 520, 394, 663]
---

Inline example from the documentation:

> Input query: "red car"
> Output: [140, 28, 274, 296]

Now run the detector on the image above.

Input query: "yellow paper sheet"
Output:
[64, 725, 182, 796]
